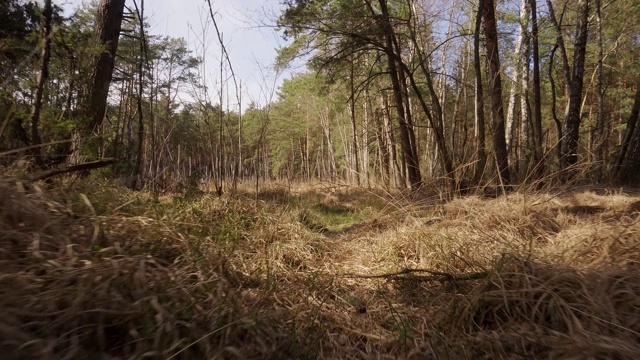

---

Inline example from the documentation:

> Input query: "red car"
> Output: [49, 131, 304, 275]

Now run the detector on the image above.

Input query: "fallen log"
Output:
[29, 158, 117, 181]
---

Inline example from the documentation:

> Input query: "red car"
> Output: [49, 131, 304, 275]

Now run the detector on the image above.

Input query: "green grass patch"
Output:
[301, 203, 365, 232]
[306, 203, 364, 232]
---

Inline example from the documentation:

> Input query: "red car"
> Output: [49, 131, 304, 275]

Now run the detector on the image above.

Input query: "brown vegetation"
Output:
[1, 178, 640, 359]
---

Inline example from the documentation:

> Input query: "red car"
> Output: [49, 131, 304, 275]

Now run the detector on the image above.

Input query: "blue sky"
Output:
[60, 0, 292, 110]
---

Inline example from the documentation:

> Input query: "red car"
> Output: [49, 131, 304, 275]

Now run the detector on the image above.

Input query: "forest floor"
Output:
[1, 177, 640, 359]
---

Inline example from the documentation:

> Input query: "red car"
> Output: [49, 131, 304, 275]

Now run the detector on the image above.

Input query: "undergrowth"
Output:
[1, 177, 639, 359]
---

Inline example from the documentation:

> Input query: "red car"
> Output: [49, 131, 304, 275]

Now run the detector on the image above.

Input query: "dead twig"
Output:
[338, 268, 489, 282]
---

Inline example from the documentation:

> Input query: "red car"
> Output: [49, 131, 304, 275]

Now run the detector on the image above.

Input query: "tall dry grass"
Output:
[1, 177, 639, 359]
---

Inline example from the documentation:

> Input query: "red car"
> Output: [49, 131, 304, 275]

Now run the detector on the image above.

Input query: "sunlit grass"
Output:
[1, 177, 640, 358]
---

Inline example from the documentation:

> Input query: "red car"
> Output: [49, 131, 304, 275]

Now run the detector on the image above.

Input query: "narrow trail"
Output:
[308, 199, 418, 281]
[326, 228, 394, 276]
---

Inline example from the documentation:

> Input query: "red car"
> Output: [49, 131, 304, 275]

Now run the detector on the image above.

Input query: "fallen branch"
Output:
[29, 158, 117, 181]
[0, 139, 73, 157]
[339, 268, 489, 282]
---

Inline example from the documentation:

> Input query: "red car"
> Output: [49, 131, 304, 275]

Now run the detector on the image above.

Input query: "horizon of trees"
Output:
[1, 0, 640, 194]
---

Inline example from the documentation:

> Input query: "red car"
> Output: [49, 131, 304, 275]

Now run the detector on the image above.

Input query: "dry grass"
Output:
[1, 177, 640, 359]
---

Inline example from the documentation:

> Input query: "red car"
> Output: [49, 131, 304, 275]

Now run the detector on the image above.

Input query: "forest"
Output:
[1, 0, 640, 358]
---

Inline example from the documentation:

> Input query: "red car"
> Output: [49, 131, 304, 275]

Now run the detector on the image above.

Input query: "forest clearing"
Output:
[2, 0, 640, 358]
[1, 177, 640, 359]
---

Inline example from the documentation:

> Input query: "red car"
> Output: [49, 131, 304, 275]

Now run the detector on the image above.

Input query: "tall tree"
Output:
[530, 0, 543, 176]
[472, 0, 487, 184]
[349, 53, 360, 185]
[561, 0, 590, 171]
[547, 0, 570, 158]
[614, 75, 640, 182]
[87, 0, 126, 133]
[404, 0, 453, 185]
[505, 0, 530, 156]
[132, 0, 147, 190]
[593, 0, 605, 174]
[519, 44, 531, 178]
[482, 0, 510, 185]
[365, 0, 422, 188]
[28, 0, 53, 166]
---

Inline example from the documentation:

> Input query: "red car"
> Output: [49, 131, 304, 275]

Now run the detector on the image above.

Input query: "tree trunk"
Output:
[320, 106, 337, 181]
[218, 34, 225, 196]
[362, 87, 371, 187]
[237, 81, 243, 182]
[381, 92, 403, 187]
[561, 0, 590, 171]
[28, 0, 53, 167]
[530, 0, 544, 176]
[547, 0, 572, 94]
[519, 48, 531, 178]
[614, 75, 640, 181]
[88, 0, 126, 133]
[482, 0, 510, 185]
[505, 0, 530, 156]
[548, 44, 563, 160]
[376, 102, 390, 187]
[473, 0, 487, 184]
[593, 0, 605, 175]
[401, 0, 454, 185]
[372, 0, 421, 189]
[451, 51, 467, 164]
[349, 55, 360, 185]
[132, 0, 145, 190]
[398, 65, 420, 183]
[547, 0, 570, 158]
[439, 7, 454, 150]
[133, 63, 144, 189]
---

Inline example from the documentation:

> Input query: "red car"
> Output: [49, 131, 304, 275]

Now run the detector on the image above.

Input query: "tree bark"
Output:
[482, 0, 510, 185]
[472, 1, 487, 184]
[362, 87, 371, 187]
[530, 0, 544, 176]
[376, 102, 390, 187]
[548, 43, 563, 160]
[614, 75, 640, 180]
[547, 0, 570, 157]
[593, 0, 606, 174]
[547, 0, 572, 94]
[381, 92, 403, 187]
[439, 7, 454, 151]
[218, 34, 225, 196]
[237, 81, 243, 182]
[349, 54, 360, 185]
[30, 158, 117, 181]
[519, 39, 531, 178]
[28, 0, 53, 167]
[320, 105, 337, 181]
[505, 0, 530, 156]
[88, 0, 126, 133]
[132, 0, 145, 190]
[402, 0, 454, 185]
[561, 0, 590, 171]
[397, 62, 420, 184]
[371, 0, 421, 189]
